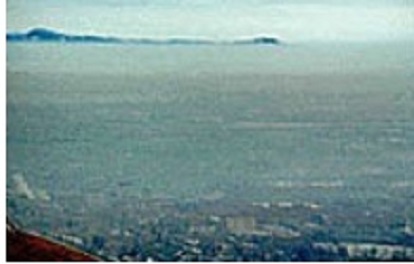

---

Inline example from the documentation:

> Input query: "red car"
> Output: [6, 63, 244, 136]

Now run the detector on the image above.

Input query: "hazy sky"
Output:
[7, 0, 414, 41]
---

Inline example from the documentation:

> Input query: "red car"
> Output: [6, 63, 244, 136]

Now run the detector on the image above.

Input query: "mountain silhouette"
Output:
[7, 28, 281, 46]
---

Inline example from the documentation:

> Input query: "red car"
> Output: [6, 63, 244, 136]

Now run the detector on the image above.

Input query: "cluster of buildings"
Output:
[46, 200, 414, 261]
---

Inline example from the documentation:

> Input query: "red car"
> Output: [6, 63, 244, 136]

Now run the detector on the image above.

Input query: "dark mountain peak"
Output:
[253, 36, 280, 45]
[26, 28, 64, 40]
[27, 27, 59, 36]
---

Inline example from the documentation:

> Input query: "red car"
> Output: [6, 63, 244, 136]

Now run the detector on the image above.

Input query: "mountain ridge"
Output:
[7, 28, 281, 46]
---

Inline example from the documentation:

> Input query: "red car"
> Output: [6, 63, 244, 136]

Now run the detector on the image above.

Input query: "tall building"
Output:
[225, 216, 256, 235]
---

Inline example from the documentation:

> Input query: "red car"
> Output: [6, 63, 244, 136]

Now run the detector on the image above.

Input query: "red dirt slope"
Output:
[7, 222, 99, 261]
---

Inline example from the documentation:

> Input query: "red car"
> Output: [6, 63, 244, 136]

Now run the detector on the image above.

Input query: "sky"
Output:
[6, 0, 414, 42]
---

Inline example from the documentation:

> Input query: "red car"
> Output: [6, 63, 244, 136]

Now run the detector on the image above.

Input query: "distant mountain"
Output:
[7, 28, 281, 46]
[6, 28, 123, 44]
[233, 37, 280, 45]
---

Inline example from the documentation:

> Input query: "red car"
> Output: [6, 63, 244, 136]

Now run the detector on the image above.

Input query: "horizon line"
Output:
[6, 27, 283, 46]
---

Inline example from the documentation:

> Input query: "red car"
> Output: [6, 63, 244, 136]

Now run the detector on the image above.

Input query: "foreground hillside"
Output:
[7, 221, 98, 261]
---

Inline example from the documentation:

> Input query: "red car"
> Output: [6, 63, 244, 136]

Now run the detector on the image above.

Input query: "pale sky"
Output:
[7, 0, 414, 42]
